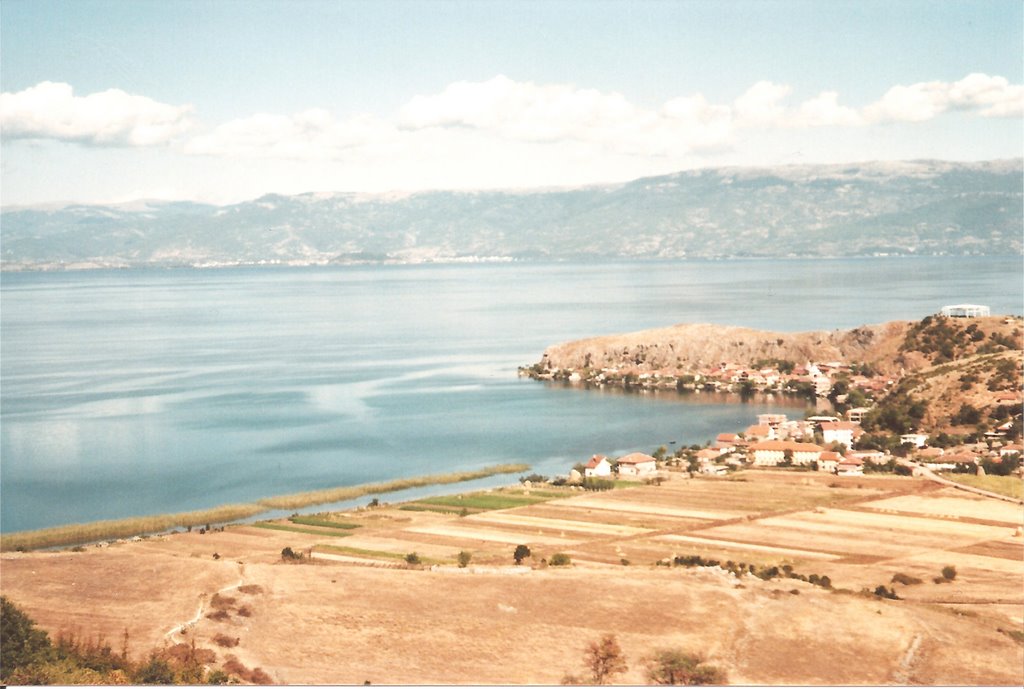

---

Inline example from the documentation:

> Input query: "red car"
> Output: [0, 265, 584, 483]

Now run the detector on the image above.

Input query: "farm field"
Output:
[1, 470, 1021, 685]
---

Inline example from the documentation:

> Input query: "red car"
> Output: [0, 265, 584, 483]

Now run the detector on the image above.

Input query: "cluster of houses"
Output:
[698, 360, 891, 398]
[574, 410, 1024, 481]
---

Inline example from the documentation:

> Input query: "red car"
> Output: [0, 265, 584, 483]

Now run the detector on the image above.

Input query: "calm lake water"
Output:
[1, 257, 1020, 532]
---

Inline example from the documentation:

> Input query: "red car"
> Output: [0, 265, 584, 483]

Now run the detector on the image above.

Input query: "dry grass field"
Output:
[2, 470, 1022, 685]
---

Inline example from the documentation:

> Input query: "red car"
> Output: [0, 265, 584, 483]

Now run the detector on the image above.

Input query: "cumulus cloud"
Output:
[176, 72, 1021, 165]
[183, 109, 396, 159]
[0, 81, 194, 146]
[863, 73, 1024, 123]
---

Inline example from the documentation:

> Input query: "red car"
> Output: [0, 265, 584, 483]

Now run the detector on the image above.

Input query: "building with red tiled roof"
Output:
[748, 440, 822, 467]
[584, 454, 612, 478]
[616, 452, 657, 477]
[1000, 444, 1023, 457]
[745, 424, 774, 441]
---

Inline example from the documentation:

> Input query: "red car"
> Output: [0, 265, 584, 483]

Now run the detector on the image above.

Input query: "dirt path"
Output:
[164, 562, 245, 640]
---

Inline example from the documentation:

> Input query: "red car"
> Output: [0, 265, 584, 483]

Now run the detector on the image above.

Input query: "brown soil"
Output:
[2, 472, 1021, 685]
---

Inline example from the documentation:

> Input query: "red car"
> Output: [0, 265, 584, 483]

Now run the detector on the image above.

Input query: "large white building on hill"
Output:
[940, 304, 990, 318]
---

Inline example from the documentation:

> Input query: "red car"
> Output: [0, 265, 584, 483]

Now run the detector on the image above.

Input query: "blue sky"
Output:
[1, 0, 1021, 205]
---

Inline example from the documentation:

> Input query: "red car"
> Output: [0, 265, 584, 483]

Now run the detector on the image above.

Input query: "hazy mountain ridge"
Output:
[2, 159, 1020, 269]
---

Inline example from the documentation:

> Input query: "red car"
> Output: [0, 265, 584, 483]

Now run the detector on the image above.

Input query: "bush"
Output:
[457, 551, 472, 568]
[873, 585, 900, 600]
[644, 649, 725, 685]
[941, 565, 957, 581]
[212, 634, 239, 648]
[134, 655, 176, 685]
[583, 634, 628, 685]
[582, 477, 615, 491]
[280, 546, 303, 561]
[891, 573, 923, 586]
[550, 553, 572, 567]
[1, 596, 54, 680]
[404, 552, 421, 566]
[513, 544, 531, 565]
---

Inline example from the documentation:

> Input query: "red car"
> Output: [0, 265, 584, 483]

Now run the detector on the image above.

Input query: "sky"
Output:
[1, 0, 1022, 206]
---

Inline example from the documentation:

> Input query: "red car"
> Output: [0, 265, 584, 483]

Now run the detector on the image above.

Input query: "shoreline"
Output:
[0, 463, 529, 552]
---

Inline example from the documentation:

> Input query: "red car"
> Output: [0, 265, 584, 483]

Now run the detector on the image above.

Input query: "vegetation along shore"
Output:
[0, 464, 529, 553]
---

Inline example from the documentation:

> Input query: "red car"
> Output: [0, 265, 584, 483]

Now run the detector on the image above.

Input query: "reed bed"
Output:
[254, 463, 530, 510]
[0, 503, 265, 553]
[0, 463, 530, 552]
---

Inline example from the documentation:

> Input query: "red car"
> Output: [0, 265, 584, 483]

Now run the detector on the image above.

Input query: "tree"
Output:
[404, 552, 421, 565]
[513, 544, 531, 565]
[584, 634, 628, 685]
[133, 654, 176, 685]
[941, 565, 957, 581]
[457, 551, 472, 568]
[1, 596, 53, 681]
[644, 649, 725, 685]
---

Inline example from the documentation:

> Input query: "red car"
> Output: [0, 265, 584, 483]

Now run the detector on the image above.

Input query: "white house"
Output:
[818, 451, 842, 473]
[837, 456, 864, 476]
[745, 424, 775, 441]
[820, 421, 860, 447]
[748, 440, 822, 467]
[846, 407, 871, 424]
[584, 454, 612, 478]
[900, 433, 930, 448]
[616, 452, 658, 477]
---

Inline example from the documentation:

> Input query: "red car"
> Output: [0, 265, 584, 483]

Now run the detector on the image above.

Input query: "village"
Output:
[569, 408, 1023, 484]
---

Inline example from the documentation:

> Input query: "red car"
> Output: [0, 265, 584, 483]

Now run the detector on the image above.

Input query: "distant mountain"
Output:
[2, 159, 1021, 270]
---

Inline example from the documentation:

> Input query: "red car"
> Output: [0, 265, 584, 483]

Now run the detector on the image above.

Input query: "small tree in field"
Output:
[513, 544, 531, 565]
[457, 551, 472, 568]
[941, 565, 957, 581]
[583, 634, 628, 685]
[644, 649, 725, 685]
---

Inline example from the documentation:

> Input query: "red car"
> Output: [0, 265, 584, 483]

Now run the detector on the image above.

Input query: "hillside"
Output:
[2, 159, 1021, 269]
[523, 315, 1023, 437]
[527, 321, 912, 376]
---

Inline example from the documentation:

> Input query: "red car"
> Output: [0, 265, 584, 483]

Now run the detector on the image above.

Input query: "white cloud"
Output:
[863, 73, 1024, 123]
[183, 109, 396, 159]
[0, 81, 194, 146]
[792, 91, 864, 127]
[168, 72, 1024, 172]
[734, 81, 793, 126]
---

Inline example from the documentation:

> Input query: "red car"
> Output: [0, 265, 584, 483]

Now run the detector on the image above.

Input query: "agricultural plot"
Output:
[462, 512, 652, 537]
[405, 523, 579, 547]
[857, 491, 1024, 525]
[555, 495, 741, 521]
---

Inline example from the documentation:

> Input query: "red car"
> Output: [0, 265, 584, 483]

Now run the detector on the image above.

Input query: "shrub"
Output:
[207, 669, 230, 685]
[550, 553, 572, 567]
[873, 585, 900, 600]
[513, 544, 531, 565]
[1, 596, 53, 680]
[457, 551, 472, 568]
[941, 565, 957, 581]
[212, 634, 239, 648]
[891, 573, 923, 586]
[583, 634, 628, 685]
[134, 654, 176, 685]
[404, 552, 421, 566]
[644, 649, 725, 685]
[582, 477, 615, 491]
[280, 546, 303, 561]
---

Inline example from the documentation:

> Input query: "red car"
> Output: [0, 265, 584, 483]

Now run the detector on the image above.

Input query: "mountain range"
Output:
[2, 159, 1021, 270]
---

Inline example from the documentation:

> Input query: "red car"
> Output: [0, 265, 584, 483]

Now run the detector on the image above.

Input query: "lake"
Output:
[1, 256, 1020, 533]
